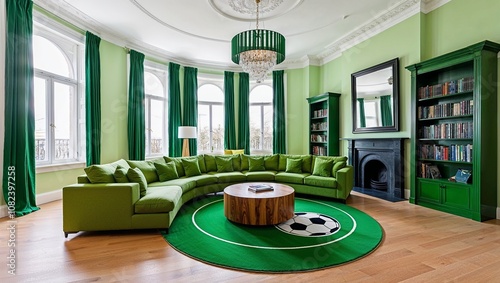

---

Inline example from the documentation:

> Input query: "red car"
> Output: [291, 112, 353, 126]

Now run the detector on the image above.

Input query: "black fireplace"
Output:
[346, 138, 406, 200]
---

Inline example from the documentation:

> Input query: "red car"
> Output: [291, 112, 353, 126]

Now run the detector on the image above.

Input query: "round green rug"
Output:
[162, 196, 383, 273]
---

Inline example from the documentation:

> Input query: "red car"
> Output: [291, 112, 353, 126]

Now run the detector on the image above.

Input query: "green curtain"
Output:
[85, 31, 101, 165]
[3, 0, 39, 216]
[380, 95, 393, 126]
[168, 62, 182, 157]
[237, 73, 250, 154]
[272, 70, 286, 154]
[224, 71, 237, 150]
[357, 98, 366, 127]
[127, 50, 146, 160]
[183, 66, 198, 156]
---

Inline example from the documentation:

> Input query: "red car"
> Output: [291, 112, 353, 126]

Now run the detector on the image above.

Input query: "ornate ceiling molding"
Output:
[316, 0, 451, 65]
[34, 0, 452, 71]
[228, 0, 283, 15]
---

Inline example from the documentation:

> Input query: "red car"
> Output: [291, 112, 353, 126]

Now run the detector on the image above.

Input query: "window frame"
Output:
[33, 18, 85, 172]
[144, 61, 168, 158]
[197, 74, 224, 154]
[249, 82, 273, 155]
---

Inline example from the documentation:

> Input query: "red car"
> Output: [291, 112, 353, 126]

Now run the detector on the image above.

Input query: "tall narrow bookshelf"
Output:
[406, 41, 499, 221]
[307, 92, 341, 156]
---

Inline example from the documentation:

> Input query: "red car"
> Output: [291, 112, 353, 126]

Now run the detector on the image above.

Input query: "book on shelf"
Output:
[248, 184, 274, 193]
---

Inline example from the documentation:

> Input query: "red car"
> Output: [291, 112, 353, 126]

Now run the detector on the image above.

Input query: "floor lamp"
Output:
[178, 126, 197, 157]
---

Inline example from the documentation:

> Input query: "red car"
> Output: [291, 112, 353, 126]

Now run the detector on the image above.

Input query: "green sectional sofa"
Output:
[62, 154, 353, 237]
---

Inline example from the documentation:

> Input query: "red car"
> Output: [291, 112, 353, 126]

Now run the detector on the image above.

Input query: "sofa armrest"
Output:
[62, 183, 140, 232]
[335, 165, 354, 200]
[77, 174, 90, 183]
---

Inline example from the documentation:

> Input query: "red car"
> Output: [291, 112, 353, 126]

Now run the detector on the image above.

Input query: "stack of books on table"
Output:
[248, 184, 274, 193]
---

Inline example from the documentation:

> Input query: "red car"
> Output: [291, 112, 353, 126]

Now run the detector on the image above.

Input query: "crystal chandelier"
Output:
[231, 0, 285, 83]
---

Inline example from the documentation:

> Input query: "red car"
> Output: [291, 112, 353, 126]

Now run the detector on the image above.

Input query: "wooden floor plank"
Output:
[1, 191, 499, 282]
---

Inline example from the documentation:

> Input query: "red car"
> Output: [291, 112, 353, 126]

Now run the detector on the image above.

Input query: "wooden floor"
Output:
[1, 191, 500, 283]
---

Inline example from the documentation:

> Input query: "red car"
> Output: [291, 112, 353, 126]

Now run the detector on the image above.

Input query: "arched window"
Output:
[33, 26, 83, 166]
[249, 84, 273, 154]
[197, 83, 224, 153]
[144, 64, 168, 156]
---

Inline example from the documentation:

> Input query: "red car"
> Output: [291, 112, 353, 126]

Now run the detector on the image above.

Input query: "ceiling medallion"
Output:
[228, 0, 284, 15]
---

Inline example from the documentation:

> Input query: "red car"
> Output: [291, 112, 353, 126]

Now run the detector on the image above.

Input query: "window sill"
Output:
[36, 162, 86, 174]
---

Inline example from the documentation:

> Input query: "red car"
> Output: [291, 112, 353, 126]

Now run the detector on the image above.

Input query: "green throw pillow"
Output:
[127, 167, 148, 197]
[203, 155, 217, 172]
[332, 159, 347, 175]
[84, 164, 116, 183]
[240, 154, 249, 171]
[312, 157, 334, 177]
[114, 165, 129, 183]
[215, 156, 234, 173]
[126, 160, 159, 183]
[248, 156, 265, 171]
[264, 154, 279, 171]
[286, 158, 303, 173]
[182, 158, 202, 177]
[164, 157, 185, 177]
[154, 162, 179, 182]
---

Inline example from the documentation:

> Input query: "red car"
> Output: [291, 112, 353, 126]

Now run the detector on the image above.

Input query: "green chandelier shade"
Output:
[231, 29, 285, 65]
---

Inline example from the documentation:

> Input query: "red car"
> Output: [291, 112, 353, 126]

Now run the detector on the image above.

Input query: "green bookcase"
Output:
[306, 92, 341, 156]
[406, 41, 499, 221]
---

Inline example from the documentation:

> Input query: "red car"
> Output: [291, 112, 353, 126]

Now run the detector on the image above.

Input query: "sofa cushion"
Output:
[231, 149, 244, 154]
[279, 154, 312, 173]
[186, 174, 218, 187]
[311, 156, 348, 176]
[275, 172, 309, 184]
[286, 158, 303, 173]
[209, 171, 246, 183]
[203, 154, 217, 172]
[150, 177, 196, 193]
[84, 164, 116, 183]
[312, 157, 334, 177]
[228, 154, 242, 171]
[264, 154, 279, 171]
[304, 175, 338, 188]
[134, 186, 182, 214]
[127, 167, 148, 196]
[155, 162, 179, 182]
[196, 155, 207, 173]
[127, 159, 161, 183]
[215, 156, 234, 172]
[164, 157, 186, 177]
[111, 159, 131, 170]
[245, 171, 276, 181]
[182, 157, 202, 177]
[240, 154, 249, 171]
[248, 156, 265, 171]
[114, 165, 129, 183]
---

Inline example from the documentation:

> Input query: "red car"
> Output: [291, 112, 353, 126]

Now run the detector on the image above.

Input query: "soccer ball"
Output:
[275, 212, 340, 237]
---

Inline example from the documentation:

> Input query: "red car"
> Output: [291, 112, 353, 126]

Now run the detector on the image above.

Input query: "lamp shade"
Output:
[178, 126, 197, 139]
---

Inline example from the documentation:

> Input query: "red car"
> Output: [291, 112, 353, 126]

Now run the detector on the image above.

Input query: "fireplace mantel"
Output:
[345, 138, 407, 199]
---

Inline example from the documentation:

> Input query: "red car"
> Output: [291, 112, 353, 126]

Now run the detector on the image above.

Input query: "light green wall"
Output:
[285, 67, 309, 154]
[100, 40, 129, 163]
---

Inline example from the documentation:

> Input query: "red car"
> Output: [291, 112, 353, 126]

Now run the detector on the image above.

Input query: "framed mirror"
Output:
[351, 58, 399, 133]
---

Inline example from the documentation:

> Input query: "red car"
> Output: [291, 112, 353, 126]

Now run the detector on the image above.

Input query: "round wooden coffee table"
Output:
[223, 182, 295, 226]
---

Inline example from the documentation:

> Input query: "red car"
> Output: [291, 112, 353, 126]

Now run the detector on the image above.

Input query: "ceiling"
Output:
[34, 0, 445, 71]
